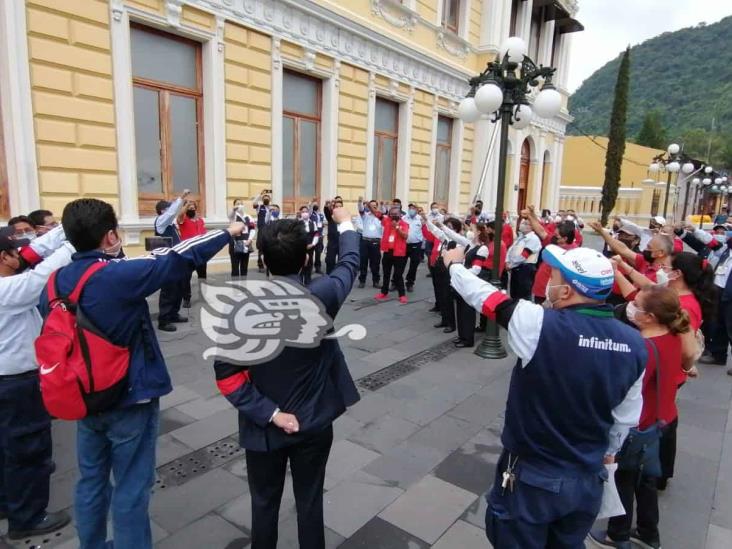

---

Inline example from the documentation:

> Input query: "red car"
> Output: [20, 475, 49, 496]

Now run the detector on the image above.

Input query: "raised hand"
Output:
[227, 221, 246, 237]
[332, 206, 352, 224]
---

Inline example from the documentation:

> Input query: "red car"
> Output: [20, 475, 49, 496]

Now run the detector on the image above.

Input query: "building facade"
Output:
[0, 0, 582, 255]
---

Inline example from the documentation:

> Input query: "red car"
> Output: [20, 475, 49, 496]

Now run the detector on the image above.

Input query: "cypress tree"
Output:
[601, 47, 631, 225]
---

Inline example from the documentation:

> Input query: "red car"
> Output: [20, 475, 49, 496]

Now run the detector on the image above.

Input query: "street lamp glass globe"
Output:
[692, 177, 701, 185]
[458, 97, 481, 123]
[512, 104, 533, 129]
[667, 143, 680, 155]
[682, 162, 695, 174]
[500, 36, 527, 63]
[712, 185, 719, 192]
[715, 177, 723, 185]
[722, 185, 728, 192]
[533, 88, 562, 118]
[703, 178, 712, 185]
[705, 166, 713, 174]
[667, 161, 681, 173]
[474, 83, 503, 114]
[649, 162, 660, 173]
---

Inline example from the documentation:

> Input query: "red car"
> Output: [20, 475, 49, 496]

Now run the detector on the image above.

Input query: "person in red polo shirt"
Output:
[178, 200, 207, 308]
[375, 206, 409, 304]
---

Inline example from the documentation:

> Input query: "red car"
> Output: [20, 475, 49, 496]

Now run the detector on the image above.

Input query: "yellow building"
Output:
[0, 0, 583, 257]
[560, 136, 670, 223]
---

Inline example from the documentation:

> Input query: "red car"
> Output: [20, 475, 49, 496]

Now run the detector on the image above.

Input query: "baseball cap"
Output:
[542, 245, 615, 300]
[651, 216, 666, 226]
[0, 226, 30, 252]
[617, 224, 642, 238]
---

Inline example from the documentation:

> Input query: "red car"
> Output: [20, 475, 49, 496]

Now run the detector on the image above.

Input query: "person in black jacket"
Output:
[323, 196, 343, 274]
[213, 205, 360, 549]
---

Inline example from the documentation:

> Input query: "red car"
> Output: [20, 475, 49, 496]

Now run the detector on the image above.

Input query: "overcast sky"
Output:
[568, 0, 732, 92]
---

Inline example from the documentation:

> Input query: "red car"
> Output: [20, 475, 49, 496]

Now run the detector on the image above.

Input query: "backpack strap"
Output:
[66, 261, 108, 304]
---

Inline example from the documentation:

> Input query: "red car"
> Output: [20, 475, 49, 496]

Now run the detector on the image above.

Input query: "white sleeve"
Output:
[692, 228, 713, 244]
[442, 225, 471, 247]
[606, 371, 644, 456]
[338, 221, 355, 233]
[0, 242, 75, 310]
[426, 218, 446, 241]
[155, 197, 183, 234]
[449, 263, 501, 312]
[506, 300, 544, 363]
[526, 233, 542, 253]
[28, 225, 67, 258]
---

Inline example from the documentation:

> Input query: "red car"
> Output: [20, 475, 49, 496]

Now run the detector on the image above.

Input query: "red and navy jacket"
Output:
[422, 225, 442, 267]
[213, 229, 361, 452]
[380, 216, 408, 256]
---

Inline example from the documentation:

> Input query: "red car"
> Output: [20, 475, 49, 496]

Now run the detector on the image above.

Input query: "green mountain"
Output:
[568, 16, 732, 167]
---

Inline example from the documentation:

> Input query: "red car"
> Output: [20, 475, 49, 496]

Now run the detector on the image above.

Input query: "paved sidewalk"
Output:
[2, 259, 731, 548]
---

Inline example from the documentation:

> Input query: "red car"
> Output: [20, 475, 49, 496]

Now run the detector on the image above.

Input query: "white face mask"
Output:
[626, 301, 646, 324]
[104, 234, 123, 258]
[519, 223, 531, 235]
[655, 269, 669, 287]
[543, 284, 568, 309]
[301, 212, 310, 221]
[431, 208, 439, 215]
[554, 215, 562, 223]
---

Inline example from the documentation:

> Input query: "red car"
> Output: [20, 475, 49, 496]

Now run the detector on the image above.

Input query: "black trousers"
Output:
[607, 468, 660, 544]
[455, 292, 476, 345]
[230, 252, 250, 277]
[158, 279, 184, 323]
[509, 263, 536, 301]
[246, 426, 333, 549]
[314, 240, 324, 271]
[0, 372, 52, 531]
[706, 295, 730, 360]
[381, 252, 407, 296]
[659, 417, 678, 482]
[405, 243, 422, 287]
[256, 231, 264, 269]
[359, 238, 381, 284]
[429, 263, 441, 308]
[300, 249, 315, 285]
[183, 264, 207, 301]
[325, 236, 338, 274]
[434, 262, 455, 328]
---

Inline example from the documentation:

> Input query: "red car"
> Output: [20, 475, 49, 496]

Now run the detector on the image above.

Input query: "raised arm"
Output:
[441, 225, 470, 247]
[589, 221, 637, 264]
[154, 193, 187, 234]
[522, 206, 547, 241]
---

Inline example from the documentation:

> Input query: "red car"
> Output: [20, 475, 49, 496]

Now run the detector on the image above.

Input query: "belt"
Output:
[406, 242, 422, 246]
[0, 369, 39, 380]
[363, 237, 381, 242]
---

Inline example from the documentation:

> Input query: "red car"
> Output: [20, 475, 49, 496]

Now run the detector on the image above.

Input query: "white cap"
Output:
[542, 245, 615, 300]
[652, 216, 666, 226]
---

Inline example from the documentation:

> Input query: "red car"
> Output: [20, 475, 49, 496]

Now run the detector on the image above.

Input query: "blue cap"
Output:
[542, 245, 615, 300]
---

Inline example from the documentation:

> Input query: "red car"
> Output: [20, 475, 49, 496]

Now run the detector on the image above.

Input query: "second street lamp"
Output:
[458, 36, 561, 359]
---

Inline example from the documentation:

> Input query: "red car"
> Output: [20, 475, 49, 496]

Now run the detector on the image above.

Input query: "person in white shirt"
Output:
[0, 225, 73, 539]
[358, 199, 384, 289]
[402, 203, 424, 292]
[506, 217, 542, 300]
[299, 205, 320, 285]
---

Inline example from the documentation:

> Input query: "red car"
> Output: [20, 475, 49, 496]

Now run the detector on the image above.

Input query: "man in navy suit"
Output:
[213, 205, 360, 549]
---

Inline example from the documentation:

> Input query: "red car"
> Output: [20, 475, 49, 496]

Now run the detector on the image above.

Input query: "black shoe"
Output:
[406, 284, 414, 293]
[454, 341, 473, 348]
[358, 281, 366, 288]
[373, 281, 381, 288]
[656, 477, 668, 491]
[158, 323, 177, 332]
[171, 315, 188, 323]
[182, 298, 191, 308]
[434, 322, 447, 328]
[452, 337, 462, 344]
[390, 284, 396, 291]
[443, 327, 456, 333]
[426, 272, 432, 278]
[630, 530, 661, 549]
[587, 529, 631, 549]
[8, 511, 71, 540]
[475, 325, 486, 333]
[699, 355, 726, 365]
[428, 306, 440, 313]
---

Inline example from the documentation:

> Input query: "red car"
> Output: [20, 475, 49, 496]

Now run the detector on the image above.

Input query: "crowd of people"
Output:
[0, 191, 729, 549]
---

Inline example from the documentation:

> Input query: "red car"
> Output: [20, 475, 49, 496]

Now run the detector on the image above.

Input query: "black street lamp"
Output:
[458, 36, 562, 359]
[648, 144, 695, 220]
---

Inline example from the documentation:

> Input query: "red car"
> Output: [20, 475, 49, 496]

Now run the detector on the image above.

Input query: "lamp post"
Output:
[649, 144, 694, 220]
[458, 36, 561, 359]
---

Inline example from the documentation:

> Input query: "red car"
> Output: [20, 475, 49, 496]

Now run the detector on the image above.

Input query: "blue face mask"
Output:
[408, 209, 417, 218]
[271, 211, 279, 218]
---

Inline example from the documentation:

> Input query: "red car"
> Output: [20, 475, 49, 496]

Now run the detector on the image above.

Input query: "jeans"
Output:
[246, 426, 333, 549]
[0, 371, 52, 531]
[75, 400, 159, 549]
[359, 238, 381, 284]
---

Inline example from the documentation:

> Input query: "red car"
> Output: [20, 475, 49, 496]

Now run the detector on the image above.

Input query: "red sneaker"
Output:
[374, 293, 388, 300]
[398, 296, 408, 305]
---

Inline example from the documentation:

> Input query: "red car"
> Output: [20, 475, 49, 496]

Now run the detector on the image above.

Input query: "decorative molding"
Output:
[166, 0, 185, 27]
[436, 30, 470, 59]
[111, 0, 124, 22]
[557, 0, 579, 17]
[183, 0, 471, 102]
[370, 0, 418, 32]
[215, 14, 225, 51]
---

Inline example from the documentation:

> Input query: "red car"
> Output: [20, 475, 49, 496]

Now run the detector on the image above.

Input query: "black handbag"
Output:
[616, 339, 663, 478]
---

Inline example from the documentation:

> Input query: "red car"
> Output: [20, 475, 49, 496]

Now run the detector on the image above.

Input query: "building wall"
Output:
[337, 64, 369, 205]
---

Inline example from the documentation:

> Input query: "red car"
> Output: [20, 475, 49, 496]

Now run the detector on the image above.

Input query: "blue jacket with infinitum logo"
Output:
[39, 231, 231, 407]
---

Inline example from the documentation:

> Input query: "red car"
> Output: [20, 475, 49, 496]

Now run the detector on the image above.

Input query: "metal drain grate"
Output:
[357, 339, 457, 391]
[156, 435, 244, 487]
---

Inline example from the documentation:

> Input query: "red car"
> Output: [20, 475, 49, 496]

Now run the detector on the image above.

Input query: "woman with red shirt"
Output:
[601, 286, 690, 549]
[375, 206, 409, 304]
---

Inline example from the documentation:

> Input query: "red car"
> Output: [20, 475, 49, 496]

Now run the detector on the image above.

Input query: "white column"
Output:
[0, 0, 39, 216]
[530, 131, 545, 207]
[479, 0, 504, 50]
[470, 116, 492, 202]
[449, 118, 464, 214]
[518, 0, 534, 41]
[506, 129, 523, 214]
[271, 36, 283, 203]
[202, 16, 228, 222]
[109, 2, 138, 224]
[558, 33, 573, 91]
[427, 105, 439, 204]
[395, 88, 414, 201]
[538, 19, 555, 66]
[321, 60, 340, 200]
[365, 73, 376, 197]
[551, 136, 565, 211]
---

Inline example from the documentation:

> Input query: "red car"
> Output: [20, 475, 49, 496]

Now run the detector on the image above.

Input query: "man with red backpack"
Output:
[0, 224, 74, 539]
[37, 199, 245, 549]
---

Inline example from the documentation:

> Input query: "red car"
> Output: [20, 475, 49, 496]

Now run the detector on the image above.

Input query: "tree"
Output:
[600, 47, 631, 225]
[636, 111, 667, 148]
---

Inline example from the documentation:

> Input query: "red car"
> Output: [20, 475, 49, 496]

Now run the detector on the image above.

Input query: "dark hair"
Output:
[430, 202, 438, 208]
[259, 219, 307, 275]
[541, 209, 551, 218]
[155, 200, 171, 215]
[393, 198, 401, 204]
[62, 199, 118, 252]
[232, 198, 243, 205]
[475, 200, 484, 206]
[8, 215, 32, 228]
[640, 285, 690, 335]
[408, 203, 417, 209]
[475, 222, 493, 244]
[28, 209, 53, 227]
[444, 217, 463, 233]
[299, 205, 310, 212]
[555, 220, 575, 244]
[671, 252, 718, 322]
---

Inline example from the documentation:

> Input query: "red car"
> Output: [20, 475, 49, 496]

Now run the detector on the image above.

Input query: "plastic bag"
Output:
[596, 463, 626, 519]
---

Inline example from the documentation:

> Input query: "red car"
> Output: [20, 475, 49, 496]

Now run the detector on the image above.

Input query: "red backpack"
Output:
[35, 262, 130, 420]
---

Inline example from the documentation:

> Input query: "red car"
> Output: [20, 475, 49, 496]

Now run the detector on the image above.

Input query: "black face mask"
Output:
[390, 215, 401, 221]
[263, 199, 270, 206]
[642, 249, 655, 263]
[312, 205, 319, 211]
[185, 209, 196, 218]
[475, 207, 482, 214]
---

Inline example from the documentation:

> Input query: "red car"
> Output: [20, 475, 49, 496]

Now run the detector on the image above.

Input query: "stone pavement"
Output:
[2, 255, 731, 549]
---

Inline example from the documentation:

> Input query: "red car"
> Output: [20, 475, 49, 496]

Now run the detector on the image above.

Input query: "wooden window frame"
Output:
[0, 98, 9, 219]
[441, 0, 460, 35]
[433, 115, 453, 208]
[282, 70, 322, 215]
[374, 97, 399, 202]
[131, 24, 205, 216]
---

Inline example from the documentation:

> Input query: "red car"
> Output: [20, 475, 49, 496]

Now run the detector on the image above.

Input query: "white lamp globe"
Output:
[722, 185, 728, 192]
[642, 178, 656, 186]
[715, 177, 723, 185]
[500, 36, 527, 63]
[667, 143, 680, 155]
[512, 104, 533, 129]
[682, 162, 695, 174]
[458, 97, 481, 123]
[703, 178, 712, 185]
[667, 161, 681, 173]
[474, 83, 503, 114]
[533, 88, 562, 118]
[712, 185, 719, 192]
[649, 162, 661, 173]
[692, 177, 701, 185]
[705, 166, 713, 174]
[724, 176, 729, 183]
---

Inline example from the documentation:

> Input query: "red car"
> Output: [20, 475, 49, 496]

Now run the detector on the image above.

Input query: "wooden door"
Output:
[517, 139, 530, 212]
